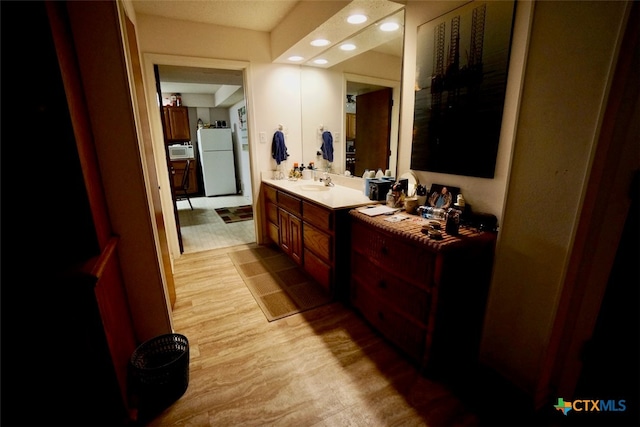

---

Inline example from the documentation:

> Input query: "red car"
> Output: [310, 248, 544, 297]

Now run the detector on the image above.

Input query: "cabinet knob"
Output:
[378, 280, 387, 289]
[381, 246, 388, 255]
[377, 311, 385, 320]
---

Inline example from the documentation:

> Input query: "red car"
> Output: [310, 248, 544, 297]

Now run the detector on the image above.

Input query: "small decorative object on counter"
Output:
[197, 118, 204, 129]
[390, 182, 405, 209]
[386, 189, 394, 207]
[375, 168, 384, 179]
[404, 197, 419, 214]
[419, 206, 446, 220]
[445, 208, 462, 235]
[416, 184, 428, 207]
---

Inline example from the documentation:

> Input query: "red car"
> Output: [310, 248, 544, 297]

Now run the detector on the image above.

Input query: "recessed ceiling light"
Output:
[313, 59, 328, 65]
[288, 55, 304, 62]
[380, 22, 399, 32]
[347, 14, 367, 24]
[310, 39, 330, 47]
[340, 43, 356, 51]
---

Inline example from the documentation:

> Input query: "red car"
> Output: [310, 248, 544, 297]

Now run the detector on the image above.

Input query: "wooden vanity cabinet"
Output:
[262, 183, 350, 298]
[163, 106, 191, 141]
[349, 211, 497, 377]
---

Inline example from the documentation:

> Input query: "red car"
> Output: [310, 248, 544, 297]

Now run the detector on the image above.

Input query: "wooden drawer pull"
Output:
[378, 311, 385, 320]
[381, 246, 388, 255]
[378, 280, 387, 289]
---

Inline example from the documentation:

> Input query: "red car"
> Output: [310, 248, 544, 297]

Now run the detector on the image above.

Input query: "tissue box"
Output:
[368, 179, 393, 201]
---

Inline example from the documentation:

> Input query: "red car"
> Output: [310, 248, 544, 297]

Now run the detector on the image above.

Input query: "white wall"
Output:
[479, 0, 630, 395]
[301, 67, 344, 172]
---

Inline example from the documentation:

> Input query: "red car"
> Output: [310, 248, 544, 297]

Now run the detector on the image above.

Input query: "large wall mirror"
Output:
[300, 7, 404, 177]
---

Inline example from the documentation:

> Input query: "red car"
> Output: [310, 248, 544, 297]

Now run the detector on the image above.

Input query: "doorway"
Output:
[146, 57, 257, 255]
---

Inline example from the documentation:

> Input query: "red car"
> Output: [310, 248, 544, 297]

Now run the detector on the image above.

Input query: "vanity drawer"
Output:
[351, 251, 431, 323]
[304, 248, 331, 293]
[303, 223, 332, 263]
[303, 201, 333, 231]
[351, 220, 435, 287]
[278, 191, 302, 216]
[266, 201, 278, 225]
[264, 184, 277, 204]
[267, 221, 279, 244]
[351, 281, 425, 362]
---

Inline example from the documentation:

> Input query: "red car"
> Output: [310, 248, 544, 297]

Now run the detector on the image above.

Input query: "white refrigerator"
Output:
[197, 128, 236, 196]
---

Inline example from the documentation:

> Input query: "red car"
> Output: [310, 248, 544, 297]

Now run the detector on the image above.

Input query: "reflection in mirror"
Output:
[298, 5, 405, 178]
[346, 81, 395, 177]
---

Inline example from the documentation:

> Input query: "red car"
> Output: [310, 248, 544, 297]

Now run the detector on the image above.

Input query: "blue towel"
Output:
[271, 130, 289, 165]
[321, 131, 333, 162]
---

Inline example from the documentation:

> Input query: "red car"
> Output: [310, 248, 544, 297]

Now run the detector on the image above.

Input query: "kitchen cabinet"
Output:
[163, 106, 191, 141]
[349, 211, 497, 377]
[170, 159, 198, 195]
[346, 113, 356, 141]
[262, 183, 351, 297]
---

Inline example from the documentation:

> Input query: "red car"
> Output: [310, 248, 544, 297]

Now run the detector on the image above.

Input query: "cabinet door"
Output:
[278, 209, 302, 265]
[346, 113, 356, 140]
[279, 208, 291, 255]
[162, 107, 172, 141]
[170, 161, 198, 194]
[289, 214, 302, 265]
[164, 106, 191, 141]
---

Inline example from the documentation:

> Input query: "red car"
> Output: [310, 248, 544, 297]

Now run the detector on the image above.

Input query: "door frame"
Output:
[141, 54, 255, 260]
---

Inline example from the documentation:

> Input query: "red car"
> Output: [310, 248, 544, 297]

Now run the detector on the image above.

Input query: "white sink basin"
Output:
[298, 184, 331, 192]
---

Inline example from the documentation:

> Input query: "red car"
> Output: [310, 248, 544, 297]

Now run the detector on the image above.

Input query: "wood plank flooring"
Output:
[144, 243, 486, 426]
[149, 195, 547, 427]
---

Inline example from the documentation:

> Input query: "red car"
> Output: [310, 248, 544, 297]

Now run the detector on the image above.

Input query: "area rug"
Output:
[215, 205, 253, 224]
[228, 246, 332, 322]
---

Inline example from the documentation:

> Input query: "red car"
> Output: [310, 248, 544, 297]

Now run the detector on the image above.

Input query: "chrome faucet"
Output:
[319, 173, 334, 187]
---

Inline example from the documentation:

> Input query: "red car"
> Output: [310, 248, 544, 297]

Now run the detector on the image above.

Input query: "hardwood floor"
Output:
[143, 242, 542, 427]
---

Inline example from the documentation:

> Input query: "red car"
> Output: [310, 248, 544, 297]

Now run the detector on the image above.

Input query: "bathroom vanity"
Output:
[261, 178, 372, 299]
[349, 210, 497, 376]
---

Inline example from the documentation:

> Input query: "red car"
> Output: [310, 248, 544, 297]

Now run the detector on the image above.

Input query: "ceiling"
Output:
[132, 0, 299, 32]
[132, 0, 405, 107]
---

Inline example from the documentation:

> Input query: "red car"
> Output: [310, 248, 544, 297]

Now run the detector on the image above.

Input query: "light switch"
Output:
[334, 132, 341, 143]
[259, 132, 266, 143]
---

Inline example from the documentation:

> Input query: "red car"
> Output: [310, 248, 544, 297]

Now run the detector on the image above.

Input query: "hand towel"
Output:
[321, 131, 333, 162]
[271, 130, 289, 165]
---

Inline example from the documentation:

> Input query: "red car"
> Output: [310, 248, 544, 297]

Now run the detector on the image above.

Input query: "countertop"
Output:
[349, 209, 497, 253]
[262, 178, 375, 210]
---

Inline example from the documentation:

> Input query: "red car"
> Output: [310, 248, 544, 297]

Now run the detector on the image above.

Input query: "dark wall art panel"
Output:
[411, 1, 516, 178]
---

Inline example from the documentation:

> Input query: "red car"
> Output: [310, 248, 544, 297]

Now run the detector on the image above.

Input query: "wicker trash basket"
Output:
[129, 333, 189, 417]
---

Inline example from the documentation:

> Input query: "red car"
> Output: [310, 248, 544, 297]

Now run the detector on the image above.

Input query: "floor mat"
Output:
[228, 246, 332, 321]
[214, 205, 253, 224]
